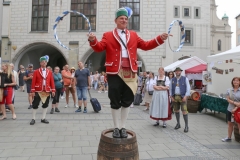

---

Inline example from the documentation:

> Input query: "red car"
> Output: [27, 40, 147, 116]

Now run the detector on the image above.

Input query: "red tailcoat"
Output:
[89, 28, 164, 74]
[31, 68, 55, 93]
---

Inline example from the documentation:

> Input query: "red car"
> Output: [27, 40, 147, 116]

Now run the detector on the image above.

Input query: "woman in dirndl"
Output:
[150, 67, 171, 128]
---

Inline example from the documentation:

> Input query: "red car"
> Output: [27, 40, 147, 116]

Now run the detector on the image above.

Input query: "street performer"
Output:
[88, 7, 169, 138]
[30, 55, 55, 125]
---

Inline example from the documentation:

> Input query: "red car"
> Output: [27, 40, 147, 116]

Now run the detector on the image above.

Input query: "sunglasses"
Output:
[169, 74, 173, 75]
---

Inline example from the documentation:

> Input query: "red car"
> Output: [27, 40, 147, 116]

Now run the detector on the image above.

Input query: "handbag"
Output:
[147, 79, 153, 95]
[234, 108, 240, 123]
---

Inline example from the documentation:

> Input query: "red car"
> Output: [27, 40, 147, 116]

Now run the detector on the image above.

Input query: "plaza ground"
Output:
[0, 90, 240, 160]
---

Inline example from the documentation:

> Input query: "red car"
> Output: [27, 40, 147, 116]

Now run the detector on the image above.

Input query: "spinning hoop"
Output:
[167, 20, 185, 52]
[53, 10, 91, 50]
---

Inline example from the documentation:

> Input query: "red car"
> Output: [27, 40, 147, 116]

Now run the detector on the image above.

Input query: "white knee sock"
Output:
[120, 107, 130, 129]
[32, 109, 37, 120]
[111, 108, 120, 129]
[42, 108, 48, 120]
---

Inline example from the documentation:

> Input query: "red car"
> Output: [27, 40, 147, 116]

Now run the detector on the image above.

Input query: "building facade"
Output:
[210, 0, 232, 55]
[0, 0, 232, 72]
[236, 14, 240, 46]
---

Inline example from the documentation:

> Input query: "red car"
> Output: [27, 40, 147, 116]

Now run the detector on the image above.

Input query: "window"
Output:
[174, 6, 180, 18]
[194, 7, 201, 19]
[183, 7, 191, 18]
[218, 40, 221, 51]
[70, 0, 97, 31]
[184, 8, 189, 17]
[238, 20, 240, 29]
[119, 0, 140, 31]
[31, 0, 49, 31]
[185, 30, 192, 44]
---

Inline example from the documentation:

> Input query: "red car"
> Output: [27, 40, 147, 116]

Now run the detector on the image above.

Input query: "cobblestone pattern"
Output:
[131, 108, 225, 160]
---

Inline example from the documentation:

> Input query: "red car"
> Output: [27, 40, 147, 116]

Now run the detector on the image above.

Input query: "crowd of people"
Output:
[90, 71, 108, 93]
[137, 67, 190, 132]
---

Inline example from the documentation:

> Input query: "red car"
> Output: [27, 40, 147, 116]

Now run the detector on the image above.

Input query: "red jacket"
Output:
[31, 68, 55, 93]
[89, 28, 164, 74]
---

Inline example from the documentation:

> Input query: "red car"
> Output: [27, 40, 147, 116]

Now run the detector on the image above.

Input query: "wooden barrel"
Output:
[189, 90, 200, 101]
[187, 99, 200, 113]
[234, 123, 240, 142]
[97, 129, 139, 160]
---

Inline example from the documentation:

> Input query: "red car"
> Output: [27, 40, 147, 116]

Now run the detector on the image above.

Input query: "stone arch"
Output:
[12, 41, 67, 70]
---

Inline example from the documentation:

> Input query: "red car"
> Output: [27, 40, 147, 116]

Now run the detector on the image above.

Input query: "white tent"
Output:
[164, 56, 207, 76]
[207, 45, 240, 95]
[207, 45, 240, 62]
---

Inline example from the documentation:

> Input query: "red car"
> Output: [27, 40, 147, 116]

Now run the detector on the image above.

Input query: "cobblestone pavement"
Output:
[0, 89, 240, 160]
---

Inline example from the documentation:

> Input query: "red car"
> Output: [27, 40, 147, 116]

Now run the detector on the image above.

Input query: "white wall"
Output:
[163, 0, 211, 67]
[207, 62, 240, 95]
[0, 0, 3, 38]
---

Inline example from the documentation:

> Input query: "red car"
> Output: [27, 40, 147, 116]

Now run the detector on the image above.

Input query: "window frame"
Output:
[70, 0, 97, 31]
[174, 6, 180, 18]
[182, 6, 191, 18]
[194, 7, 201, 19]
[31, 0, 49, 32]
[184, 28, 193, 46]
[218, 39, 221, 51]
[119, 0, 140, 31]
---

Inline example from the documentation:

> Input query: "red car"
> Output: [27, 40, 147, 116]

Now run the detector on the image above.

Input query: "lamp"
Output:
[12, 45, 17, 50]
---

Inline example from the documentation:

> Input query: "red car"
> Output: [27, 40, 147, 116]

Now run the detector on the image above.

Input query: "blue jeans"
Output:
[93, 81, 98, 90]
[76, 86, 88, 101]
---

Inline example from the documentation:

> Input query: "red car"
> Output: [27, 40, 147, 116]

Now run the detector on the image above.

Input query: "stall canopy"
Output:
[207, 45, 240, 62]
[164, 56, 207, 73]
[185, 64, 207, 74]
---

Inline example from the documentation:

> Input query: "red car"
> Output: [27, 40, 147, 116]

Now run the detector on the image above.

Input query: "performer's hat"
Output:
[174, 67, 183, 72]
[115, 7, 133, 19]
[39, 55, 49, 62]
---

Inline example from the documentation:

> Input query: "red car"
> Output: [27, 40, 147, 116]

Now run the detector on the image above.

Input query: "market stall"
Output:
[185, 64, 207, 90]
[164, 56, 207, 76]
[207, 45, 240, 96]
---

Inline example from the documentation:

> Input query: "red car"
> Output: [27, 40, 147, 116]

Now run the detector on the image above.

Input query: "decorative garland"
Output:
[167, 20, 185, 52]
[53, 10, 91, 50]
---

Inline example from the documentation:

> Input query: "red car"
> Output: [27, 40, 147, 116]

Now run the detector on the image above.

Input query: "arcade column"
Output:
[68, 41, 79, 69]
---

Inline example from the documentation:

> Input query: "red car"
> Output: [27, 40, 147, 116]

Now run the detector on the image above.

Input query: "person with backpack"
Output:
[169, 67, 190, 133]
[23, 64, 34, 109]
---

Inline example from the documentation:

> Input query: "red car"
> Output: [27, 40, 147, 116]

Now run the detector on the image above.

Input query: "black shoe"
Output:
[153, 122, 159, 126]
[184, 126, 189, 133]
[163, 124, 167, 128]
[112, 128, 121, 138]
[28, 105, 32, 109]
[55, 108, 60, 112]
[30, 119, 35, 125]
[120, 128, 128, 138]
[41, 119, 49, 124]
[50, 108, 54, 114]
[0, 112, 2, 116]
[174, 123, 181, 129]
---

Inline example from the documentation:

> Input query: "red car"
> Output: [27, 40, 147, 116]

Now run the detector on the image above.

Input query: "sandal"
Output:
[12, 114, 17, 120]
[0, 116, 7, 120]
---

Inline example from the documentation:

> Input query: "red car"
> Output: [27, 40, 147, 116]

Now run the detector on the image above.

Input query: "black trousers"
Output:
[107, 75, 134, 109]
[52, 88, 61, 104]
[32, 92, 50, 109]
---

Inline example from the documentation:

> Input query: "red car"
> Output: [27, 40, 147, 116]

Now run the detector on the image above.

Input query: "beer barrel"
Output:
[234, 123, 240, 142]
[97, 129, 139, 160]
[189, 90, 200, 101]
